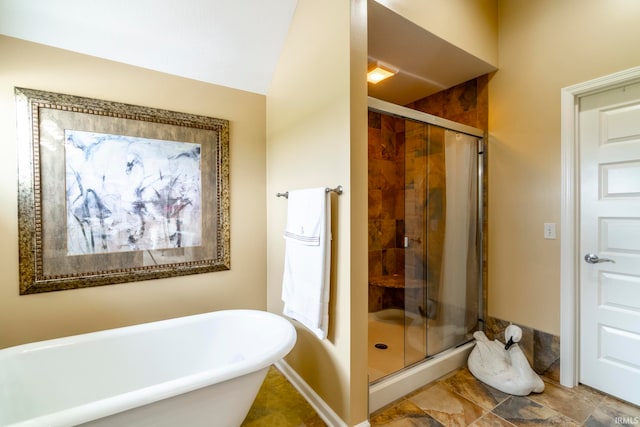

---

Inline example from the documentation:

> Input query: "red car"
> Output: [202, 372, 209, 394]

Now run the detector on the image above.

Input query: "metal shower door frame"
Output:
[367, 96, 486, 335]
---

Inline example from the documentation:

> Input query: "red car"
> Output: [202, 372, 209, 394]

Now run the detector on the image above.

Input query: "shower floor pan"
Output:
[368, 308, 475, 412]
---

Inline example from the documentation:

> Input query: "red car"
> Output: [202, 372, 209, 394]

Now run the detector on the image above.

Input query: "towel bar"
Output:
[276, 185, 343, 199]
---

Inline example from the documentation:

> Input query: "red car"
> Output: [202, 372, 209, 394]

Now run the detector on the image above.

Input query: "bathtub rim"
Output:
[1, 309, 296, 427]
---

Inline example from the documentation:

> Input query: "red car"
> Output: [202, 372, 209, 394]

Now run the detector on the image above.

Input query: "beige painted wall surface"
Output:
[349, 0, 370, 425]
[372, 0, 498, 67]
[0, 35, 267, 349]
[266, 0, 368, 425]
[489, 0, 640, 335]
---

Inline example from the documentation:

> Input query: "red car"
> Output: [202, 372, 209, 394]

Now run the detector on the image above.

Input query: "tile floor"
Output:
[243, 365, 640, 427]
[371, 368, 640, 427]
[241, 366, 327, 427]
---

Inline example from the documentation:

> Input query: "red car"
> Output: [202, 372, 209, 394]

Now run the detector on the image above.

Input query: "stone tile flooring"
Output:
[370, 368, 640, 427]
[241, 366, 327, 427]
[242, 365, 640, 426]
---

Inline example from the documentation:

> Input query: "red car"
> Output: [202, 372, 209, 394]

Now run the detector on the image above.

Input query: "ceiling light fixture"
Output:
[367, 63, 397, 84]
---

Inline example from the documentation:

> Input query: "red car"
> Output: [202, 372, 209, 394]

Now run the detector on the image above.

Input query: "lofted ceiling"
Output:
[0, 0, 298, 95]
[0, 0, 495, 105]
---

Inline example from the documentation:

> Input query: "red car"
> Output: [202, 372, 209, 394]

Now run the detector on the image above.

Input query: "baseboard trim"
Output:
[274, 360, 370, 427]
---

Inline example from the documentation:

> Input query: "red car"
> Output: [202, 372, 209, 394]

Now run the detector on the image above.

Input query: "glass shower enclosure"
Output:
[368, 97, 484, 382]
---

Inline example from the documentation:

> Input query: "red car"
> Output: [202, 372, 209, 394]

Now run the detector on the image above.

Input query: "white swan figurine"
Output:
[467, 324, 545, 396]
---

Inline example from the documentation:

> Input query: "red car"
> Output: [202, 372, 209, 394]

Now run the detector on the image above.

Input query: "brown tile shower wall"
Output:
[368, 76, 489, 314]
[405, 76, 489, 130]
[403, 121, 444, 318]
[368, 112, 405, 312]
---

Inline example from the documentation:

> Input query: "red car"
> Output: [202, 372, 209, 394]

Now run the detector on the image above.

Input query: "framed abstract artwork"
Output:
[15, 88, 230, 294]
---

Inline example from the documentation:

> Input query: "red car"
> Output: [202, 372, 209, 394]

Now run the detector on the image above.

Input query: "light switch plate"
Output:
[544, 223, 557, 239]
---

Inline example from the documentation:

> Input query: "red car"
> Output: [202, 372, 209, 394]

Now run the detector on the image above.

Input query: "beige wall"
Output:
[266, 0, 368, 425]
[373, 0, 499, 67]
[0, 35, 267, 349]
[489, 0, 640, 335]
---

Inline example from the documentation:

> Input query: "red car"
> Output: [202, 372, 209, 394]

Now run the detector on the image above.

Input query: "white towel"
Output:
[281, 187, 331, 339]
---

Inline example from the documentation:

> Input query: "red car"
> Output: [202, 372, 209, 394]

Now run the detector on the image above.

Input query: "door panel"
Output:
[600, 218, 640, 253]
[599, 272, 640, 311]
[599, 325, 640, 369]
[579, 81, 640, 406]
[601, 161, 640, 197]
[601, 102, 640, 143]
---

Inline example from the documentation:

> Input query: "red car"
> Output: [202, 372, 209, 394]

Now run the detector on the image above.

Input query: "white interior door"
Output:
[579, 81, 640, 406]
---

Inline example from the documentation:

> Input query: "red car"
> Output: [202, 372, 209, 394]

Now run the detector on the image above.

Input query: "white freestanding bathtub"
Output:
[0, 309, 296, 427]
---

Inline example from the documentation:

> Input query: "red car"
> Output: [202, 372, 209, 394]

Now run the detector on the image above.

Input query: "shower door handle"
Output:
[584, 253, 615, 264]
[404, 236, 422, 248]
